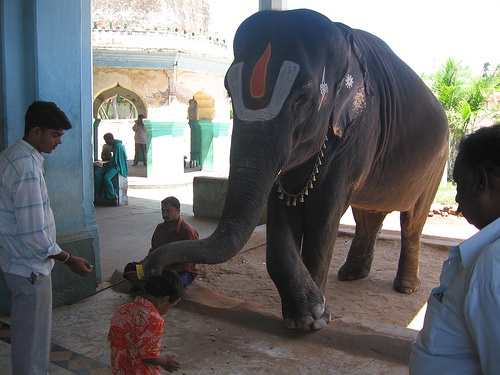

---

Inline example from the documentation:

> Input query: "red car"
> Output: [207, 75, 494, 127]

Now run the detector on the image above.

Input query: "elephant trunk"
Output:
[144, 158, 278, 276]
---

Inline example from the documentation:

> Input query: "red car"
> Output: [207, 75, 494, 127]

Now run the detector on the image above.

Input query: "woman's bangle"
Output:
[62, 253, 71, 263]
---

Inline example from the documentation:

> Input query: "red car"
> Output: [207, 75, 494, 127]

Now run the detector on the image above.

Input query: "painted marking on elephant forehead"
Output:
[250, 44, 271, 98]
[227, 61, 300, 122]
[318, 66, 329, 111]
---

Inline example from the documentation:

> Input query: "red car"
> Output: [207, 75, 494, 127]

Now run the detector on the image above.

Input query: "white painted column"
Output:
[259, 0, 288, 11]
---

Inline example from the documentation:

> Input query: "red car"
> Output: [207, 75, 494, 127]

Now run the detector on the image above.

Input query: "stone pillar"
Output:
[93, 118, 101, 160]
[189, 120, 231, 172]
[146, 120, 187, 182]
[0, 0, 98, 313]
[259, 0, 287, 11]
[188, 90, 231, 172]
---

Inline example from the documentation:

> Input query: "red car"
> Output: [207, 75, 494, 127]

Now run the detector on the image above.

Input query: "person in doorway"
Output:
[109, 269, 183, 374]
[123, 196, 200, 291]
[94, 132, 128, 205]
[132, 114, 147, 166]
[0, 100, 93, 375]
[409, 124, 500, 374]
[101, 142, 113, 162]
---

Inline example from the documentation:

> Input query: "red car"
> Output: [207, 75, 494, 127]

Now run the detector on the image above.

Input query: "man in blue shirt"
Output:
[0, 101, 93, 374]
[410, 125, 500, 374]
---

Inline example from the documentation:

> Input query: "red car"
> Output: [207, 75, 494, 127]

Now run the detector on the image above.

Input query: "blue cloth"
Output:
[94, 139, 128, 199]
[124, 262, 139, 274]
[123, 262, 195, 288]
[410, 217, 500, 374]
[178, 271, 195, 288]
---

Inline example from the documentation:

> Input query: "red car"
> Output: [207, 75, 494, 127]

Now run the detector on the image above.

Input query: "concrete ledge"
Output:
[193, 176, 266, 225]
[338, 224, 462, 251]
[94, 172, 128, 206]
[116, 173, 128, 205]
[241, 224, 266, 252]
[0, 232, 98, 315]
[192, 176, 225, 219]
[242, 222, 457, 257]
[51, 233, 98, 306]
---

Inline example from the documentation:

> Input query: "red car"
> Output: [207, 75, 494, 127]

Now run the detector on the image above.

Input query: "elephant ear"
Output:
[330, 33, 374, 138]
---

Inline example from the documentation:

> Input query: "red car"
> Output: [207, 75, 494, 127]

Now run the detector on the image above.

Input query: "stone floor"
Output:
[0, 164, 476, 374]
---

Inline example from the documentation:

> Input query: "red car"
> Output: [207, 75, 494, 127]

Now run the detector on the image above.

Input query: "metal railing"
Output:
[92, 28, 232, 59]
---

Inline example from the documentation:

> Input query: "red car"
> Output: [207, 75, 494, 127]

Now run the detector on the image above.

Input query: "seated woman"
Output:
[94, 133, 128, 205]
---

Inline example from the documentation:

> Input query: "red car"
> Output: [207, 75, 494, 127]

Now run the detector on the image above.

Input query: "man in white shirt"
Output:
[132, 114, 147, 166]
[410, 125, 500, 374]
[0, 101, 93, 374]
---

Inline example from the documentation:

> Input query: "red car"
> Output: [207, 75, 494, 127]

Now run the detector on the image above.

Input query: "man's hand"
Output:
[160, 354, 181, 372]
[66, 255, 93, 276]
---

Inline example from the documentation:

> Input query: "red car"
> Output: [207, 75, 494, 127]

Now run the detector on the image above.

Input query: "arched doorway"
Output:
[92, 82, 148, 160]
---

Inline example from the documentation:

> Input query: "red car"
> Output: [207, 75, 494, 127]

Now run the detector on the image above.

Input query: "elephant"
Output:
[144, 9, 449, 331]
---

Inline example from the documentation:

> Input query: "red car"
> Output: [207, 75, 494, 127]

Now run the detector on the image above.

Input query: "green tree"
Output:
[427, 58, 500, 179]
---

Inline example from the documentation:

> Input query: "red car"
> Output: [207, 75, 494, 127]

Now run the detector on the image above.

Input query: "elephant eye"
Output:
[295, 92, 308, 104]
[294, 91, 314, 113]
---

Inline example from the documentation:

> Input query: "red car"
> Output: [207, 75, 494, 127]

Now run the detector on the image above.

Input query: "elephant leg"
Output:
[302, 230, 337, 291]
[266, 201, 329, 331]
[395, 169, 443, 293]
[337, 207, 386, 281]
[395, 211, 423, 293]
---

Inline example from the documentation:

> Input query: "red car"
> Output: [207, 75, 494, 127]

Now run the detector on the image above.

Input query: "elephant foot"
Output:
[337, 259, 372, 281]
[393, 274, 421, 294]
[281, 293, 331, 331]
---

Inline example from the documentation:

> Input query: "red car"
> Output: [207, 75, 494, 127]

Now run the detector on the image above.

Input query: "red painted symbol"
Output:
[250, 44, 271, 98]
